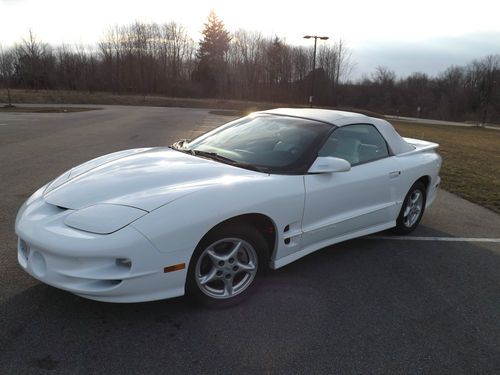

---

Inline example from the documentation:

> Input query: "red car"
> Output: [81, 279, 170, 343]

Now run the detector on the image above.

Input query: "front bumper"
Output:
[15, 189, 188, 303]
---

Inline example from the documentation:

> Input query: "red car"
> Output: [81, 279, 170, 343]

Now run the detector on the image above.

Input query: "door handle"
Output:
[389, 171, 401, 178]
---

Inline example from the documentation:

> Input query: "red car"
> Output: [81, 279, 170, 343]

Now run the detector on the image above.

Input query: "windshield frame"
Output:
[176, 114, 335, 175]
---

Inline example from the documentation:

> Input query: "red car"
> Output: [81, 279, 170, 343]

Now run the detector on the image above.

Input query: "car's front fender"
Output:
[131, 175, 305, 266]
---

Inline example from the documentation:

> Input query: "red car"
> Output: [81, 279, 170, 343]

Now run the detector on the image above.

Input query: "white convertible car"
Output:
[15, 109, 441, 305]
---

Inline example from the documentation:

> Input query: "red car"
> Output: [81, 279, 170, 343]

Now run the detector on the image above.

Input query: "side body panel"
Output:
[274, 149, 441, 268]
[301, 156, 402, 248]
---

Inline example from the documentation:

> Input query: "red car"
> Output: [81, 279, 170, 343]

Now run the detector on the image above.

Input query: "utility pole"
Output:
[303, 35, 329, 108]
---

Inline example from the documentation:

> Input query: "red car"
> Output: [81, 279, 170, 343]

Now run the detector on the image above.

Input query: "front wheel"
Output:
[186, 223, 269, 307]
[394, 181, 426, 234]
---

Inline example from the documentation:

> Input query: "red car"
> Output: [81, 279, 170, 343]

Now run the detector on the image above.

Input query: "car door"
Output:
[301, 124, 401, 248]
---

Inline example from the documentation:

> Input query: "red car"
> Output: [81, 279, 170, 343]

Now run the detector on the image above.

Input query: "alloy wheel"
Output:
[195, 238, 258, 299]
[403, 189, 424, 228]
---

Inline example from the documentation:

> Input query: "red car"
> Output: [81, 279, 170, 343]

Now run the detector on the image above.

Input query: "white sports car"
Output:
[15, 108, 441, 305]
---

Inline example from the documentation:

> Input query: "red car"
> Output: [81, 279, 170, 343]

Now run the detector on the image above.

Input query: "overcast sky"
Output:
[1, 0, 499, 79]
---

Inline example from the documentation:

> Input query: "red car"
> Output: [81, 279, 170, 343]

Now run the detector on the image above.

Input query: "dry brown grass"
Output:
[392, 120, 500, 213]
[0, 89, 291, 113]
[0, 89, 385, 117]
[0, 105, 99, 113]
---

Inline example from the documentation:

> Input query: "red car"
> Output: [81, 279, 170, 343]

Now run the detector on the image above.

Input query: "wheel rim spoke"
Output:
[411, 191, 421, 204]
[222, 277, 234, 296]
[404, 215, 412, 227]
[237, 260, 256, 273]
[198, 267, 218, 285]
[206, 249, 224, 264]
[226, 240, 242, 260]
[403, 206, 411, 218]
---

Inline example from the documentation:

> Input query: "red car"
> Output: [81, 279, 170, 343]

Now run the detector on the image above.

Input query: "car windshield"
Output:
[177, 114, 332, 173]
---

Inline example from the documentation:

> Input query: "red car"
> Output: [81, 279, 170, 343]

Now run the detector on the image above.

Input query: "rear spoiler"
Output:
[397, 137, 439, 156]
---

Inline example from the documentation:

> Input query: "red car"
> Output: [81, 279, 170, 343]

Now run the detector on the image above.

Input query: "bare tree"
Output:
[98, 26, 124, 92]
[372, 66, 396, 87]
[3, 20, 499, 123]
[0, 45, 15, 106]
[15, 30, 53, 90]
[229, 29, 265, 98]
[437, 66, 466, 120]
[467, 55, 500, 125]
[316, 39, 354, 104]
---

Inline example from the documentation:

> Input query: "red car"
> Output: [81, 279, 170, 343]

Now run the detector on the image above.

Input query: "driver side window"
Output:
[319, 124, 389, 165]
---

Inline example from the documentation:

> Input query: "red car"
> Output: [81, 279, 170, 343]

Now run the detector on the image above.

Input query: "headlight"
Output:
[64, 204, 147, 234]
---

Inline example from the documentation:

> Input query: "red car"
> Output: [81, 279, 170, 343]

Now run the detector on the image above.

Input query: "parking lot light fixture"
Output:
[303, 35, 329, 107]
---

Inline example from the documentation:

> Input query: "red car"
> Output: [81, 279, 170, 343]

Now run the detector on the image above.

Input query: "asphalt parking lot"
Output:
[1, 105, 499, 374]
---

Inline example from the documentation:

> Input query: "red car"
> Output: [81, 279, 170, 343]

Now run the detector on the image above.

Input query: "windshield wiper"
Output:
[191, 150, 269, 173]
[170, 143, 268, 173]
[191, 150, 232, 162]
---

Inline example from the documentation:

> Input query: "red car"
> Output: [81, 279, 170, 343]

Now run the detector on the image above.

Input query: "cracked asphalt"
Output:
[0, 105, 499, 374]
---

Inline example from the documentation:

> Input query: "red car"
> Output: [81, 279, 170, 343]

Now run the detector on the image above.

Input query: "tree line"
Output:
[0, 11, 499, 123]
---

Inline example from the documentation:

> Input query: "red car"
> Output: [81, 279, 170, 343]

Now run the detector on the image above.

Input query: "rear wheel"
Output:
[394, 181, 426, 234]
[186, 223, 269, 307]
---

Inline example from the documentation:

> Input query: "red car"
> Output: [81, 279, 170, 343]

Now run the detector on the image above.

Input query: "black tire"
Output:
[394, 181, 427, 234]
[186, 222, 269, 308]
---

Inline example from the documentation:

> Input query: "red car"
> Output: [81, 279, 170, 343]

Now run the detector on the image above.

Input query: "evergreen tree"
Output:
[266, 36, 285, 85]
[193, 10, 231, 96]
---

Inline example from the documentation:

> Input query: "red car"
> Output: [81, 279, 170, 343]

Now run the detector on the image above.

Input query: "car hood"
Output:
[43, 148, 265, 211]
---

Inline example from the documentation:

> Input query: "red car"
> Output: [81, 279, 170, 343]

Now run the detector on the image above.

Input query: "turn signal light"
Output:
[164, 263, 186, 273]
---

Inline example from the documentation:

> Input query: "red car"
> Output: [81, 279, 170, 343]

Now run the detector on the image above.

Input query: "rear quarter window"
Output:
[319, 124, 389, 165]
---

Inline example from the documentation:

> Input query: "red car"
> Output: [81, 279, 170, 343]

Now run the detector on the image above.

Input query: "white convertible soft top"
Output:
[259, 108, 415, 155]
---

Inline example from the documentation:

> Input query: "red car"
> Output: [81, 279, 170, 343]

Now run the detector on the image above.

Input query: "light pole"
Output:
[303, 35, 329, 108]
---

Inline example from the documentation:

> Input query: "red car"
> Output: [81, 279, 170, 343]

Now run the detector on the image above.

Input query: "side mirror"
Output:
[308, 156, 351, 174]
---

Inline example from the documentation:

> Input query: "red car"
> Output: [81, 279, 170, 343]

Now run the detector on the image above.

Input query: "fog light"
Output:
[115, 258, 132, 269]
[30, 251, 47, 277]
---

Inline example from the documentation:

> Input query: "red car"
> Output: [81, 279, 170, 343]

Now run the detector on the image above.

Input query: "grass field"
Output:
[392, 120, 500, 213]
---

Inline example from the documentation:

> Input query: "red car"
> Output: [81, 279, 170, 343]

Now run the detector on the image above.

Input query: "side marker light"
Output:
[164, 263, 186, 273]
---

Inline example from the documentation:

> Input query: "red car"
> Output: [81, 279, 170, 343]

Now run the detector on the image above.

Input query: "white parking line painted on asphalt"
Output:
[0, 123, 8, 126]
[368, 236, 500, 243]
